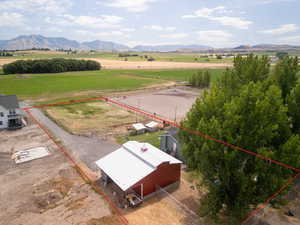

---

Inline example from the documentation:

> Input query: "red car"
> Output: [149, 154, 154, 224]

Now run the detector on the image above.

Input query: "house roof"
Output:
[95, 141, 182, 191]
[0, 95, 19, 109]
[132, 123, 146, 131]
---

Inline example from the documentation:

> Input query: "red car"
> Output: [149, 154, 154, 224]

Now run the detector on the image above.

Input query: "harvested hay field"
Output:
[88, 58, 231, 70]
[45, 101, 146, 140]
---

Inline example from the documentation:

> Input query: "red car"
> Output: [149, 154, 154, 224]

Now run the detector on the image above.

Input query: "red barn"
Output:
[95, 141, 182, 200]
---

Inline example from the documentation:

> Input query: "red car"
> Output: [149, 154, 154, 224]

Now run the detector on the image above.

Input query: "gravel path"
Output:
[21, 102, 119, 171]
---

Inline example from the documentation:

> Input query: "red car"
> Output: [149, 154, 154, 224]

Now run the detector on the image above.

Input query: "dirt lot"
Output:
[114, 86, 200, 121]
[0, 58, 231, 70]
[124, 172, 206, 225]
[0, 121, 122, 225]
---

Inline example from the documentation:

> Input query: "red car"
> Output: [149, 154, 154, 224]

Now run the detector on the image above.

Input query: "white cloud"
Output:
[259, 24, 299, 35]
[183, 6, 252, 29]
[279, 35, 300, 43]
[76, 30, 130, 39]
[0, 0, 72, 14]
[0, 12, 25, 27]
[160, 33, 188, 39]
[103, 0, 157, 12]
[197, 30, 235, 47]
[256, 0, 295, 4]
[45, 15, 123, 29]
[144, 25, 176, 32]
[121, 28, 136, 32]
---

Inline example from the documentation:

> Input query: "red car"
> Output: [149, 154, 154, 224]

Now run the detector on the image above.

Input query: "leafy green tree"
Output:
[3, 58, 101, 74]
[287, 81, 300, 133]
[276, 52, 289, 60]
[180, 55, 300, 223]
[273, 56, 299, 100]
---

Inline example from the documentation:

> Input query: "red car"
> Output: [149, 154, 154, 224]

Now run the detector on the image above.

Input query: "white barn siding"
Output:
[0, 105, 8, 129]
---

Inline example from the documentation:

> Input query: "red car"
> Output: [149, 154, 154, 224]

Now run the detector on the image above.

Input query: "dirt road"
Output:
[0, 58, 231, 70]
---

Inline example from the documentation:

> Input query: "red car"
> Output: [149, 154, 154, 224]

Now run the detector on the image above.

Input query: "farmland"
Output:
[0, 69, 224, 99]
[0, 50, 234, 63]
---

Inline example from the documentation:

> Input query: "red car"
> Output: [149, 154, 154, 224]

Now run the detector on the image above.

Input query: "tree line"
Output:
[3, 58, 101, 74]
[179, 55, 300, 224]
[188, 71, 211, 88]
[0, 51, 13, 57]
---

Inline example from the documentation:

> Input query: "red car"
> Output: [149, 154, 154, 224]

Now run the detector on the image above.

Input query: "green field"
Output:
[117, 130, 164, 148]
[0, 69, 225, 99]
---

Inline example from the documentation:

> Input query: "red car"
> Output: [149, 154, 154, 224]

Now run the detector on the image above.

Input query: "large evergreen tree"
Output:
[179, 55, 300, 223]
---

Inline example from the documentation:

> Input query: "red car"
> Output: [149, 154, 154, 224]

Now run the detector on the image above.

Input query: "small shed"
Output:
[95, 141, 182, 201]
[160, 127, 184, 162]
[145, 121, 159, 132]
[132, 123, 147, 135]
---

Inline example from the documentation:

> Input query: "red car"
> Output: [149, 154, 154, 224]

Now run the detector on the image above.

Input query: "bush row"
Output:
[3, 58, 101, 74]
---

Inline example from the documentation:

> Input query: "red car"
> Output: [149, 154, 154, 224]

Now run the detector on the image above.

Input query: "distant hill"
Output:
[0, 35, 129, 51]
[0, 35, 82, 50]
[82, 40, 130, 51]
[1, 35, 300, 52]
[132, 44, 212, 52]
[233, 44, 300, 51]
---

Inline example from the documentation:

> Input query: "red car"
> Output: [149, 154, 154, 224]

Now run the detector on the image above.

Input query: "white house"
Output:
[0, 95, 23, 130]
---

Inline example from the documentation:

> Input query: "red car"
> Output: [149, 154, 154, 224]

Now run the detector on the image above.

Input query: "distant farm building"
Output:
[95, 141, 182, 205]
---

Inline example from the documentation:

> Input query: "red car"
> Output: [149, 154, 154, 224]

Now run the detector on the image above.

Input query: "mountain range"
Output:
[0, 35, 211, 52]
[0, 35, 299, 52]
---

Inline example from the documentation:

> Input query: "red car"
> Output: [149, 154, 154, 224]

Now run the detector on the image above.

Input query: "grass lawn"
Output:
[0, 69, 224, 99]
[0, 70, 162, 99]
[116, 130, 165, 148]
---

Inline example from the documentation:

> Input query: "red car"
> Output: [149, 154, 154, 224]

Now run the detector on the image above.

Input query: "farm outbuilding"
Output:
[95, 141, 182, 205]
[132, 123, 147, 134]
[145, 121, 159, 132]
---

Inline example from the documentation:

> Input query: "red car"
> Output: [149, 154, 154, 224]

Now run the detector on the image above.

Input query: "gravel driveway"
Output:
[21, 103, 119, 171]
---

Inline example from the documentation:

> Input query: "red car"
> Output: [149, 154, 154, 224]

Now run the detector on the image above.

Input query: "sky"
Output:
[0, 0, 300, 48]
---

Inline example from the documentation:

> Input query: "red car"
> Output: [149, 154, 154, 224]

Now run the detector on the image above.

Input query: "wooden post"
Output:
[141, 183, 144, 199]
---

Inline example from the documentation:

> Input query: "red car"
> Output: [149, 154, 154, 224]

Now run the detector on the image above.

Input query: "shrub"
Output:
[3, 58, 101, 74]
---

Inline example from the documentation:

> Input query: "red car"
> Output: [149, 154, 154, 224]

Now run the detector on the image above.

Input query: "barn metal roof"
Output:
[95, 141, 182, 191]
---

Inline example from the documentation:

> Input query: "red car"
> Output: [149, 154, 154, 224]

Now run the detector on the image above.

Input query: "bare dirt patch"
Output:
[114, 86, 200, 121]
[0, 120, 116, 225]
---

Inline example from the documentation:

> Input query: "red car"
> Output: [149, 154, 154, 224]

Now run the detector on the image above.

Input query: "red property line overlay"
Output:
[23, 96, 300, 224]
[24, 109, 128, 225]
[241, 172, 300, 225]
[24, 97, 300, 173]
